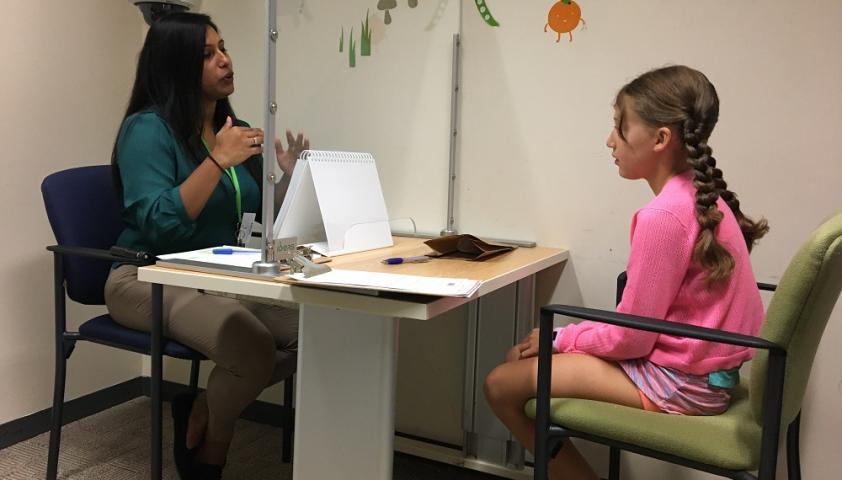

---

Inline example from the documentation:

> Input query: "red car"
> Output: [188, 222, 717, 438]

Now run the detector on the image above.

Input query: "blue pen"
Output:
[381, 255, 430, 265]
[212, 248, 258, 255]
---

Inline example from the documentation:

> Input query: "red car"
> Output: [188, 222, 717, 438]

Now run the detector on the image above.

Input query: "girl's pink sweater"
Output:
[554, 171, 764, 375]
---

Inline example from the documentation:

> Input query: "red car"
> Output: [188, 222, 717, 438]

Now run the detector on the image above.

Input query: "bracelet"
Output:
[206, 153, 226, 172]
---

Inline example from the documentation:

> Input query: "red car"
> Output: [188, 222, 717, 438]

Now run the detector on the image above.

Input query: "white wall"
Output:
[0, 0, 144, 424]
[457, 1, 842, 479]
[212, 0, 461, 233]
[5, 0, 840, 478]
[198, 0, 842, 478]
[163, 0, 464, 408]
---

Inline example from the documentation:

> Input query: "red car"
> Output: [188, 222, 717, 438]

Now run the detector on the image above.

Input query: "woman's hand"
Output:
[212, 116, 264, 169]
[505, 328, 542, 362]
[275, 130, 310, 176]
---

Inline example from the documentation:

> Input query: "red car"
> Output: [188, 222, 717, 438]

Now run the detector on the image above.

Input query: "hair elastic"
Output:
[206, 153, 225, 172]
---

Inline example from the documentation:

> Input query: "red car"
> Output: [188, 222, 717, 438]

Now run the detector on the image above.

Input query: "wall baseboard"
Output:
[0, 376, 293, 451]
[0, 377, 144, 450]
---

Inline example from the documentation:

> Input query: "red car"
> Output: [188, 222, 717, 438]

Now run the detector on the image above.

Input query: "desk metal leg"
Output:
[292, 305, 398, 480]
[150, 283, 163, 480]
[463, 277, 534, 469]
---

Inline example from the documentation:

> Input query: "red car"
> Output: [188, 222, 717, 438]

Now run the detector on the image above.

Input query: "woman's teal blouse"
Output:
[114, 111, 260, 255]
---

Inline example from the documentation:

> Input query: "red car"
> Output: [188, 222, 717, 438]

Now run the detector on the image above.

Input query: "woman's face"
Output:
[606, 101, 660, 181]
[201, 26, 234, 101]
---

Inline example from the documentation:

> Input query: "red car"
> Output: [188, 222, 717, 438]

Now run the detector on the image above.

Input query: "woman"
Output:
[104, 12, 308, 479]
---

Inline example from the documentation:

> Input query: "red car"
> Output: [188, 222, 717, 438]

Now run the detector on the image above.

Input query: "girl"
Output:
[105, 12, 308, 480]
[484, 65, 769, 480]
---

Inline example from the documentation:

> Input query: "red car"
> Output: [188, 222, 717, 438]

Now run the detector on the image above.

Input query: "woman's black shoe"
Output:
[193, 462, 224, 480]
[171, 393, 198, 479]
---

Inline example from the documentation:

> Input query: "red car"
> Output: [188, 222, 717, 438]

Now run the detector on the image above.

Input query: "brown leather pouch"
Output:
[424, 234, 515, 261]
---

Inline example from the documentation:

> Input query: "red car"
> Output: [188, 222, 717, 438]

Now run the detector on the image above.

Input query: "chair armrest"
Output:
[541, 304, 783, 353]
[46, 245, 154, 266]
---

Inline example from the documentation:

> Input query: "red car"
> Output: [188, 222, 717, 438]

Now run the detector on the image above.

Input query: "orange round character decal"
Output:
[545, 0, 586, 43]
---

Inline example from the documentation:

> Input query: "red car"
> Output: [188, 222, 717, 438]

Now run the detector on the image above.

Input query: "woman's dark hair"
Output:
[111, 12, 235, 195]
[616, 65, 769, 284]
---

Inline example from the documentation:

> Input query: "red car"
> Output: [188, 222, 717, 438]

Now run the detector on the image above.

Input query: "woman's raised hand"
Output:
[275, 130, 310, 177]
[212, 116, 264, 169]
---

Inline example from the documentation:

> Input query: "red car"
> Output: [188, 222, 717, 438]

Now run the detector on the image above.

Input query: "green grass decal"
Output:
[361, 10, 372, 56]
[349, 27, 356, 68]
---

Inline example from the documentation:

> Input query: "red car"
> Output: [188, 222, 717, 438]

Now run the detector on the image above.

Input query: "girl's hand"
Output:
[506, 328, 541, 362]
[275, 130, 310, 176]
[213, 116, 263, 168]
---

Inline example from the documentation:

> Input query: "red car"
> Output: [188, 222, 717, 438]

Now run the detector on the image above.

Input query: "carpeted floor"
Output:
[0, 397, 506, 479]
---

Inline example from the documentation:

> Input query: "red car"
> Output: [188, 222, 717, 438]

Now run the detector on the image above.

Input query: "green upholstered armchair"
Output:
[528, 212, 842, 480]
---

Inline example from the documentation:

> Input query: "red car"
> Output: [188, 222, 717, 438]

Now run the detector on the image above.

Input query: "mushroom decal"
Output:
[377, 0, 397, 25]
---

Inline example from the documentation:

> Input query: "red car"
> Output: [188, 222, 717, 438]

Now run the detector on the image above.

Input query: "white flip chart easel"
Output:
[273, 150, 393, 256]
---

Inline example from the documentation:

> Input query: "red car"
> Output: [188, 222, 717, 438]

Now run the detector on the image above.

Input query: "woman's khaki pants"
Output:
[104, 264, 298, 443]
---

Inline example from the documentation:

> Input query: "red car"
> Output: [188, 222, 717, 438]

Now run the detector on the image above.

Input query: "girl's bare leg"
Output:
[484, 352, 642, 480]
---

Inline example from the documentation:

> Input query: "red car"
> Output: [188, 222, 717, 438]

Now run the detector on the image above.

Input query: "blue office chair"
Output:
[41, 165, 294, 480]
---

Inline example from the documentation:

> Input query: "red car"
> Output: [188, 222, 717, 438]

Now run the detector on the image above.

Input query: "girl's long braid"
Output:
[683, 117, 734, 283]
[705, 155, 768, 252]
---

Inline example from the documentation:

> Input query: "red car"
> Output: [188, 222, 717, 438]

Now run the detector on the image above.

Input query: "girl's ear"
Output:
[653, 126, 674, 153]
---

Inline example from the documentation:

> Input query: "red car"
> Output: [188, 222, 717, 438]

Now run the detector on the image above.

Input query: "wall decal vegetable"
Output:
[545, 0, 585, 43]
[473, 0, 499, 27]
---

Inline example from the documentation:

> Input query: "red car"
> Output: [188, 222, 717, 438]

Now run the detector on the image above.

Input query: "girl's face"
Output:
[606, 100, 661, 181]
[201, 26, 234, 101]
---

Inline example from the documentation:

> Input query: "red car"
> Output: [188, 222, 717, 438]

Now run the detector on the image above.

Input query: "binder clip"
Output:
[275, 237, 331, 278]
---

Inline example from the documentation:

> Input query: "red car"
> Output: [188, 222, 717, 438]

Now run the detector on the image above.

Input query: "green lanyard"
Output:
[201, 137, 241, 221]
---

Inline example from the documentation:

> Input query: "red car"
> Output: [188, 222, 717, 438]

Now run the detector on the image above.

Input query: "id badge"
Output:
[236, 212, 256, 247]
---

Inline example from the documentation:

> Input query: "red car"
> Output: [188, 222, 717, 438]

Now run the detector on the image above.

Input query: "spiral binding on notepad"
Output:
[300, 150, 374, 164]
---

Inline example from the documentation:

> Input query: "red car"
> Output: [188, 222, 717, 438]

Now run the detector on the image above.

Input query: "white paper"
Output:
[157, 246, 262, 269]
[288, 269, 481, 298]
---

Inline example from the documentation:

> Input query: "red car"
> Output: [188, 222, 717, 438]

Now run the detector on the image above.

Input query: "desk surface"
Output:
[138, 237, 568, 321]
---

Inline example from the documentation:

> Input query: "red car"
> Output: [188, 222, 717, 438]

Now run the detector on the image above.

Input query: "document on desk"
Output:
[155, 247, 279, 281]
[287, 269, 481, 297]
[157, 246, 262, 269]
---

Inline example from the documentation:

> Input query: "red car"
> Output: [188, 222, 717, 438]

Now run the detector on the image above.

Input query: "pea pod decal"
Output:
[474, 0, 500, 27]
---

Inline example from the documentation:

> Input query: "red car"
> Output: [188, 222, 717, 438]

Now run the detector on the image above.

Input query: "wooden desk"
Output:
[138, 237, 567, 480]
